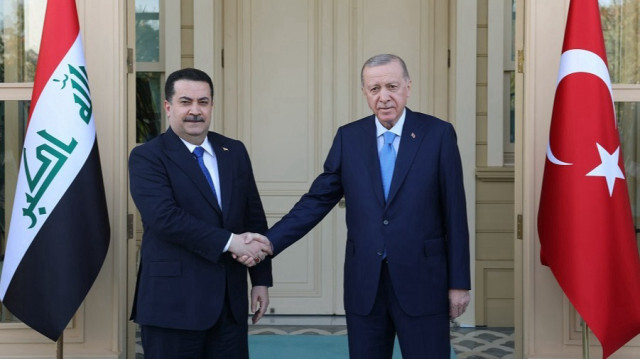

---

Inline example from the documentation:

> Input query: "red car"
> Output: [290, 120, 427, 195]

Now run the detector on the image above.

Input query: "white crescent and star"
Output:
[547, 49, 624, 197]
[586, 143, 624, 197]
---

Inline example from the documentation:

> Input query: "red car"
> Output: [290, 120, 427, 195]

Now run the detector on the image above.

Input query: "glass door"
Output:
[0, 0, 46, 327]
[126, 0, 167, 357]
[601, 0, 640, 251]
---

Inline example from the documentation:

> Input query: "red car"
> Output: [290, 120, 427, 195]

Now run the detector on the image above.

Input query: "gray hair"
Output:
[360, 54, 410, 87]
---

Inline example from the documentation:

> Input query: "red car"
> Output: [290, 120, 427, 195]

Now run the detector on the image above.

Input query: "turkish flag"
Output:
[538, 0, 640, 357]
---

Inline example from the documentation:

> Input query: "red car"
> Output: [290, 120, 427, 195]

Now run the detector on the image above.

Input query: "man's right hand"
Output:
[229, 232, 273, 267]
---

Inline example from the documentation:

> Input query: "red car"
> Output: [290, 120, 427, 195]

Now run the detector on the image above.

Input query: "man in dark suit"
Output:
[129, 68, 273, 358]
[252, 54, 471, 358]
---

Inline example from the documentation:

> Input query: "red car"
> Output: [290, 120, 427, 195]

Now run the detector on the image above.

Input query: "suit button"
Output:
[376, 250, 384, 256]
[383, 220, 389, 225]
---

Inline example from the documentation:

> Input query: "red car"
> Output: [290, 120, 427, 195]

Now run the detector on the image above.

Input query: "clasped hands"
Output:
[229, 232, 273, 267]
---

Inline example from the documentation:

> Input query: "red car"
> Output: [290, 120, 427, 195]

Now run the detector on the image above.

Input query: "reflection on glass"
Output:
[0, 0, 47, 83]
[0, 100, 30, 323]
[510, 72, 515, 143]
[136, 72, 162, 143]
[601, 0, 640, 84]
[511, 0, 516, 62]
[136, 0, 160, 63]
[615, 102, 640, 252]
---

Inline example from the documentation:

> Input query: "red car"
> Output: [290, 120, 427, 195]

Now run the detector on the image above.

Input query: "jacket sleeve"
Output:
[439, 123, 471, 290]
[267, 128, 345, 255]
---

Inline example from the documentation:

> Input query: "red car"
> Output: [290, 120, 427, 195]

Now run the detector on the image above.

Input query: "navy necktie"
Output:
[193, 146, 218, 201]
[379, 131, 397, 200]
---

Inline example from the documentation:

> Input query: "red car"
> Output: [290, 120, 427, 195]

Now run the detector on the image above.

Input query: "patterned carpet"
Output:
[136, 318, 514, 358]
[249, 324, 514, 359]
[451, 327, 514, 359]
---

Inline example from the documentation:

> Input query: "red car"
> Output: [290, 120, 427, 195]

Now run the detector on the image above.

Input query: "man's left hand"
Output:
[449, 289, 470, 319]
[251, 286, 270, 324]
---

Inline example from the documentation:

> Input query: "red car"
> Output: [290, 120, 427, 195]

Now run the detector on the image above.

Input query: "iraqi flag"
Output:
[0, 0, 110, 341]
[537, 0, 640, 357]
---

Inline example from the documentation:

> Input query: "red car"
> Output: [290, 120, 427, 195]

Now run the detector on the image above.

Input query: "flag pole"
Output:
[581, 319, 589, 359]
[57, 332, 63, 359]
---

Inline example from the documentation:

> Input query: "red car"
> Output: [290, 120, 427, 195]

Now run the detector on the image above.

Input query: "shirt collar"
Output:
[375, 108, 406, 138]
[180, 136, 215, 156]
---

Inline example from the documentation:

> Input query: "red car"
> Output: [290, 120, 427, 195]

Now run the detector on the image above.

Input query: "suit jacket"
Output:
[268, 108, 470, 316]
[129, 128, 271, 330]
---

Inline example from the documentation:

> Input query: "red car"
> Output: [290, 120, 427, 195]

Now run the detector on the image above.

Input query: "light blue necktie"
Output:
[193, 146, 218, 200]
[379, 131, 397, 200]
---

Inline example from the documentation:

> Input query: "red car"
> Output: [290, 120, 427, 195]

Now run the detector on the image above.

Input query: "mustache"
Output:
[184, 115, 205, 122]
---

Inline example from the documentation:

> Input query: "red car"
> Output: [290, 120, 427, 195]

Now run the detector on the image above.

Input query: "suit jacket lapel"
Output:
[361, 117, 386, 207]
[163, 129, 223, 215]
[386, 109, 426, 206]
[209, 133, 230, 221]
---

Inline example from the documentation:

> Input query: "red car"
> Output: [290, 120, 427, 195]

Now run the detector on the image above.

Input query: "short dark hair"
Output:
[360, 54, 410, 87]
[165, 68, 214, 101]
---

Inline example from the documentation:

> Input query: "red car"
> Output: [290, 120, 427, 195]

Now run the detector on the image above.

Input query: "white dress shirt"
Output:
[375, 108, 406, 153]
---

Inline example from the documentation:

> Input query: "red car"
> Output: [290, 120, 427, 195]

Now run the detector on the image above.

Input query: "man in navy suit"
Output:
[253, 54, 471, 358]
[129, 68, 273, 358]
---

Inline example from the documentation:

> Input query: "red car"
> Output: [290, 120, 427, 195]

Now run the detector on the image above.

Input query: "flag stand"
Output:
[581, 319, 590, 359]
[57, 332, 63, 359]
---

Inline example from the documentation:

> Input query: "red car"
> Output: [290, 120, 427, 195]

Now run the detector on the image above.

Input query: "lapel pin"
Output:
[411, 132, 416, 139]
[222, 147, 229, 151]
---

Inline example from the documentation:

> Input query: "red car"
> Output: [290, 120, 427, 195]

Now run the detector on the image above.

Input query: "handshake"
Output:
[229, 232, 273, 267]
